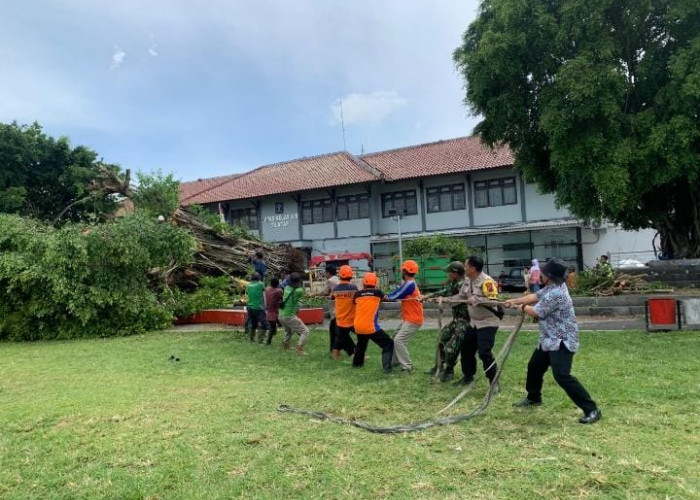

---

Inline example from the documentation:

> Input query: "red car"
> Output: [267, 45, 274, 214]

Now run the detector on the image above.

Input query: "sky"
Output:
[1, 0, 482, 182]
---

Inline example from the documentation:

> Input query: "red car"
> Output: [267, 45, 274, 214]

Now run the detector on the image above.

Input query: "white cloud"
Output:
[110, 46, 126, 69]
[330, 91, 407, 126]
[148, 45, 158, 57]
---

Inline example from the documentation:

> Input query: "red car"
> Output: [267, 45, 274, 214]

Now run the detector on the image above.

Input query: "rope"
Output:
[278, 303, 526, 434]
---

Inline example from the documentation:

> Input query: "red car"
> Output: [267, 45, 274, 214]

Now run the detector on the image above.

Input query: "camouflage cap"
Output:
[445, 261, 465, 275]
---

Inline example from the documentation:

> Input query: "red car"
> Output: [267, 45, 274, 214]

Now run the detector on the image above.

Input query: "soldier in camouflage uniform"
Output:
[421, 261, 470, 382]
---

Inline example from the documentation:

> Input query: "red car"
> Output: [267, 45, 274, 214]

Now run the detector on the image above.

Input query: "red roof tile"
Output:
[180, 174, 241, 203]
[361, 136, 513, 181]
[182, 152, 380, 206]
[179, 136, 515, 205]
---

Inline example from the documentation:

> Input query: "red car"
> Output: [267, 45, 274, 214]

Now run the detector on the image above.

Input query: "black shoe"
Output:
[513, 398, 542, 408]
[452, 376, 474, 386]
[578, 409, 602, 424]
[440, 371, 454, 382]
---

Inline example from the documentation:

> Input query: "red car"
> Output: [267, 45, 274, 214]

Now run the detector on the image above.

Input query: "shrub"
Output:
[404, 235, 481, 262]
[0, 213, 198, 340]
[171, 276, 236, 319]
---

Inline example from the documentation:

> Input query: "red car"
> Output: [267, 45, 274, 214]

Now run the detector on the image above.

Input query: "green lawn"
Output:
[1, 327, 698, 500]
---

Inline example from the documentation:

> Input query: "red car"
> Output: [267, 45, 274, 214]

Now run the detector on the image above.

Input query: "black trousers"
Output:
[526, 345, 597, 413]
[267, 320, 279, 344]
[329, 318, 336, 352]
[353, 330, 394, 372]
[333, 325, 356, 356]
[247, 309, 268, 341]
[460, 326, 498, 382]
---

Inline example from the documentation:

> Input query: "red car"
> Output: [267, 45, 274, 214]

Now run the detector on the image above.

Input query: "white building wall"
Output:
[524, 182, 570, 221]
[471, 168, 523, 225]
[257, 196, 300, 242]
[581, 226, 656, 267]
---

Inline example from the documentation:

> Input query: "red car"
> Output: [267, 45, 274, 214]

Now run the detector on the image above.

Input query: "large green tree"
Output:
[0, 121, 120, 223]
[454, 0, 700, 258]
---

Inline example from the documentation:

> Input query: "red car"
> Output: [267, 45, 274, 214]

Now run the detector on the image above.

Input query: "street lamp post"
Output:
[389, 209, 404, 266]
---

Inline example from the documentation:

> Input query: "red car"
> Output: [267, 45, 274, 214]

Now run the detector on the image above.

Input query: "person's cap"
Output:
[541, 259, 567, 284]
[444, 261, 465, 275]
[362, 272, 378, 287]
[289, 272, 302, 284]
[251, 272, 261, 281]
[339, 265, 354, 279]
[401, 260, 419, 274]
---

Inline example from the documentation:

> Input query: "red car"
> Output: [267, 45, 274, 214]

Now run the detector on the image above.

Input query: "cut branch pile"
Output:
[170, 207, 302, 289]
[585, 273, 656, 296]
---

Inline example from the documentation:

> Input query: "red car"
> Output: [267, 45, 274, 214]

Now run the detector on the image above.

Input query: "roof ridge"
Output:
[180, 174, 243, 203]
[360, 135, 477, 158]
[346, 153, 386, 181]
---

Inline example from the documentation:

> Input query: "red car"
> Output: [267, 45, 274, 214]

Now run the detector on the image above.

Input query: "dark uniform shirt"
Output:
[432, 279, 469, 322]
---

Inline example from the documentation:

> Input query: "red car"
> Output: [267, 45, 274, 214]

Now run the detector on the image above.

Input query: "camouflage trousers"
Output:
[437, 319, 469, 370]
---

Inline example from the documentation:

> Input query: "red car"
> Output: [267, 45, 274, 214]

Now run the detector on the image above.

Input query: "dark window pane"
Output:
[406, 196, 417, 214]
[347, 201, 359, 220]
[427, 193, 440, 213]
[322, 205, 333, 222]
[489, 181, 503, 206]
[474, 185, 488, 208]
[453, 191, 465, 210]
[503, 178, 517, 204]
[337, 203, 348, 221]
[359, 200, 370, 218]
[439, 192, 452, 211]
[303, 208, 313, 224]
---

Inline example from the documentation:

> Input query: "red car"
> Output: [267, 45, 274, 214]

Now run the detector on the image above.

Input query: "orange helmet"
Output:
[362, 272, 378, 287]
[339, 265, 354, 280]
[401, 260, 419, 275]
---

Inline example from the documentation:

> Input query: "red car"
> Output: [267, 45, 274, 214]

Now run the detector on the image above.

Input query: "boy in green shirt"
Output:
[278, 272, 310, 355]
[245, 273, 268, 343]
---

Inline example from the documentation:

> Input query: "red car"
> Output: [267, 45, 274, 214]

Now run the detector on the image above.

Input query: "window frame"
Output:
[381, 190, 418, 218]
[426, 183, 466, 213]
[336, 193, 370, 221]
[473, 177, 518, 208]
[301, 198, 334, 225]
[230, 207, 259, 230]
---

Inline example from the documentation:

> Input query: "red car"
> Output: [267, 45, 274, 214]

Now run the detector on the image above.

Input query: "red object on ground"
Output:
[174, 309, 246, 326]
[310, 252, 373, 267]
[647, 298, 677, 326]
[174, 308, 325, 326]
[297, 308, 325, 324]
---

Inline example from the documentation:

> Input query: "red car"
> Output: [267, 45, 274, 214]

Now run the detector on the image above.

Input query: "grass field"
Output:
[1, 326, 699, 500]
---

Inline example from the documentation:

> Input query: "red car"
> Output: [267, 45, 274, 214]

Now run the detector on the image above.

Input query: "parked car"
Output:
[499, 268, 527, 292]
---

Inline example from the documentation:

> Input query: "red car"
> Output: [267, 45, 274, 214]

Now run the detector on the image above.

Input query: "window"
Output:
[426, 184, 465, 213]
[275, 202, 284, 214]
[230, 207, 258, 230]
[474, 177, 517, 208]
[336, 193, 370, 221]
[302, 199, 333, 224]
[381, 190, 418, 218]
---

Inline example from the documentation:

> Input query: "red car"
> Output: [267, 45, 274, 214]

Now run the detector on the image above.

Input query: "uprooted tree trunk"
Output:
[654, 182, 700, 260]
[169, 208, 302, 289]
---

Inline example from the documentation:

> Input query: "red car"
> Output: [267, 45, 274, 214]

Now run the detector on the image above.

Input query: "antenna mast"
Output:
[340, 100, 347, 150]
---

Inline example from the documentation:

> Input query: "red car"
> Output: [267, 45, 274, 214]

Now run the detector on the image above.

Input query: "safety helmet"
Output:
[362, 272, 378, 287]
[401, 260, 419, 275]
[339, 265, 354, 280]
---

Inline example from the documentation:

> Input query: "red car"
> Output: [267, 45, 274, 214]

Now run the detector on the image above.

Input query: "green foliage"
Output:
[0, 121, 120, 222]
[0, 213, 197, 340]
[132, 170, 181, 217]
[570, 267, 616, 296]
[300, 295, 329, 308]
[171, 276, 236, 319]
[404, 235, 481, 262]
[454, 0, 700, 258]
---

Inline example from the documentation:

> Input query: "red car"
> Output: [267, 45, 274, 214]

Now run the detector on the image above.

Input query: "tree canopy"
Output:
[454, 0, 700, 258]
[0, 121, 120, 223]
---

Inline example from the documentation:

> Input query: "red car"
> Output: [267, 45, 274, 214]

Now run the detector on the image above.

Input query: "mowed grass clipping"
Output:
[1, 327, 698, 500]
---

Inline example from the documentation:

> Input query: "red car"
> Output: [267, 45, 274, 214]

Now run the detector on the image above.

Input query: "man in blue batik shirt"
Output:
[504, 258, 602, 424]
